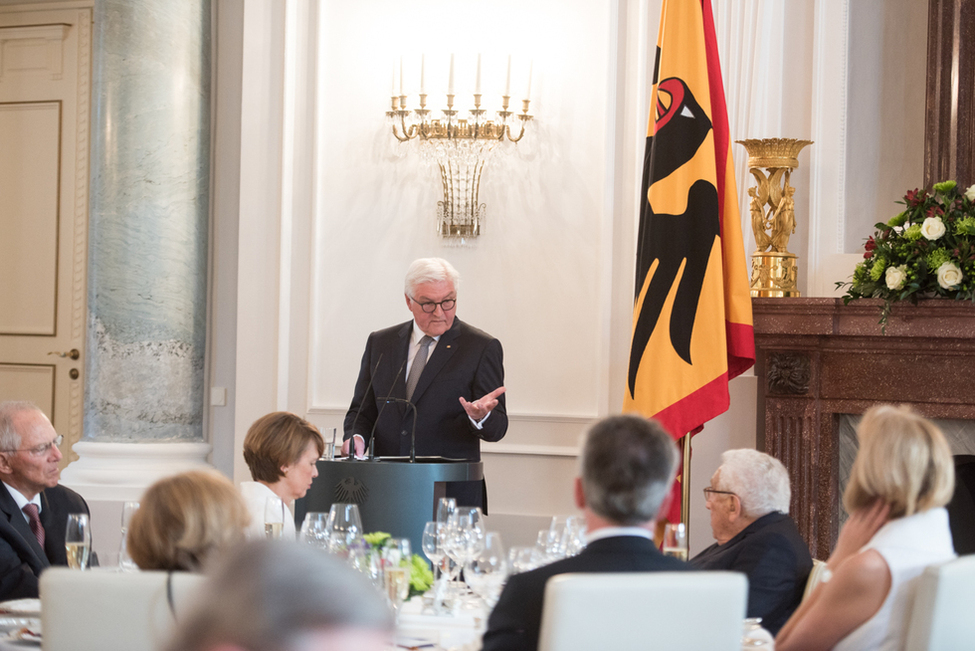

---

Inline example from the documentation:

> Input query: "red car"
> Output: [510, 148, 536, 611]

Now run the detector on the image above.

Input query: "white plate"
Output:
[0, 600, 39, 616]
[0, 625, 42, 647]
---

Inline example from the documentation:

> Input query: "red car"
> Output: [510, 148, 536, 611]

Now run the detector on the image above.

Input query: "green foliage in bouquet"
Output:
[837, 180, 975, 329]
[363, 531, 434, 598]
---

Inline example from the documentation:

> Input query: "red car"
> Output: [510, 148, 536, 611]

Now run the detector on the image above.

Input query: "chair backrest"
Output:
[802, 558, 828, 601]
[40, 567, 205, 651]
[904, 555, 975, 651]
[537, 571, 747, 651]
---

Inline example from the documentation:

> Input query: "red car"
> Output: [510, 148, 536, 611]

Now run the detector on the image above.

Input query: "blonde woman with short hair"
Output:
[127, 470, 249, 572]
[777, 405, 956, 651]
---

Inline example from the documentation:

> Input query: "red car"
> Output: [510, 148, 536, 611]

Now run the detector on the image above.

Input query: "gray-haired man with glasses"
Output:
[343, 258, 507, 510]
[0, 401, 91, 600]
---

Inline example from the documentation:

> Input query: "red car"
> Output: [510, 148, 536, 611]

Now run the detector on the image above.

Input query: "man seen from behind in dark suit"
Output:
[0, 401, 92, 600]
[690, 449, 812, 634]
[481, 414, 689, 651]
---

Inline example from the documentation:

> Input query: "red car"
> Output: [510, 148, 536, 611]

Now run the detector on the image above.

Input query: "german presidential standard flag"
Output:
[624, 0, 755, 521]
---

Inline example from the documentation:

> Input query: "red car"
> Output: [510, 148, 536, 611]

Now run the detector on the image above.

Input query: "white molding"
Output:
[807, 0, 850, 296]
[482, 443, 580, 457]
[305, 406, 597, 425]
[60, 441, 213, 501]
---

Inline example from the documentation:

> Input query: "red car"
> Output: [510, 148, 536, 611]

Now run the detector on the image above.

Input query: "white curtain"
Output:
[711, 0, 786, 254]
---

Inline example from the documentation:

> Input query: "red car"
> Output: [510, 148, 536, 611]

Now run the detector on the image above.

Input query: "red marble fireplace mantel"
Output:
[752, 297, 975, 559]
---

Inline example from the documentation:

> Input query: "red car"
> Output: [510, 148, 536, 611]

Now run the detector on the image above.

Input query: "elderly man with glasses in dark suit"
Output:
[0, 401, 91, 600]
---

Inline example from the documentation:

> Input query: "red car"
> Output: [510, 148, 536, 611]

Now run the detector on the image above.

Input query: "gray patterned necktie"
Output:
[406, 335, 434, 400]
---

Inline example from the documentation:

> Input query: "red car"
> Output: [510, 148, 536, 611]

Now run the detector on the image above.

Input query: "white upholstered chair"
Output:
[904, 554, 975, 651]
[40, 567, 205, 651]
[537, 571, 748, 651]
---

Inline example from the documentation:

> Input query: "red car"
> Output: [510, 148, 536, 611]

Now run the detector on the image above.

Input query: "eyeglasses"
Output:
[412, 298, 456, 313]
[703, 487, 737, 501]
[2, 434, 63, 456]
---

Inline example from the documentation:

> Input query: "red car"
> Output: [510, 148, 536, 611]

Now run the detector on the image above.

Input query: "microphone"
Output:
[377, 397, 419, 463]
[365, 359, 407, 460]
[348, 353, 383, 461]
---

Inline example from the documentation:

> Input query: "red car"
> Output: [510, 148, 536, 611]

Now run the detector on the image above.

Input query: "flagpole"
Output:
[680, 433, 692, 536]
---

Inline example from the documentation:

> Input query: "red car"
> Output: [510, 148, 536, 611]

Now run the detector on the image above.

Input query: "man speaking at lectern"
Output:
[342, 258, 507, 509]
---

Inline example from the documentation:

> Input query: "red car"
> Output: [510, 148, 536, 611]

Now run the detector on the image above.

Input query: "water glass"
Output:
[264, 496, 286, 539]
[662, 522, 688, 561]
[465, 532, 508, 608]
[299, 512, 330, 550]
[118, 501, 140, 571]
[65, 513, 91, 570]
[436, 497, 456, 525]
[326, 503, 363, 554]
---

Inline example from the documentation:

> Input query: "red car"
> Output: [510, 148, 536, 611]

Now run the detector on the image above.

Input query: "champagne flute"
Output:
[662, 522, 688, 561]
[118, 501, 140, 571]
[264, 496, 285, 539]
[382, 538, 412, 613]
[65, 513, 91, 570]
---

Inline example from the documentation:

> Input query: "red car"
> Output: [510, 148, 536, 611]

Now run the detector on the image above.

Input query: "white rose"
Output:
[885, 265, 907, 291]
[921, 216, 946, 240]
[966, 184, 975, 202]
[937, 262, 963, 290]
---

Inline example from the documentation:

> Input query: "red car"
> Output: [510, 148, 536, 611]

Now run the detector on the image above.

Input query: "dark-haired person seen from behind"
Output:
[343, 257, 506, 510]
[690, 449, 812, 635]
[0, 401, 91, 600]
[481, 414, 689, 651]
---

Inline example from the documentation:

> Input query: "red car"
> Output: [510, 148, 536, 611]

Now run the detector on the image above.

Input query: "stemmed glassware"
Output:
[264, 496, 286, 539]
[65, 513, 91, 570]
[299, 512, 330, 550]
[382, 537, 412, 614]
[464, 532, 508, 608]
[118, 501, 139, 572]
[662, 523, 688, 561]
[326, 503, 363, 555]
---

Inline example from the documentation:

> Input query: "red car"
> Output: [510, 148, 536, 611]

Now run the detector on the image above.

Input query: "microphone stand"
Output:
[381, 398, 419, 463]
[364, 360, 406, 461]
[347, 354, 383, 462]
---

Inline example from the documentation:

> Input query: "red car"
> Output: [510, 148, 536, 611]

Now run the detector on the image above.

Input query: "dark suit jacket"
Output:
[689, 511, 812, 635]
[0, 482, 90, 600]
[482, 535, 690, 651]
[344, 318, 507, 507]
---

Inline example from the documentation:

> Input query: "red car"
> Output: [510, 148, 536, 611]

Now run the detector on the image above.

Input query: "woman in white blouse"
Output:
[777, 404, 956, 651]
[240, 412, 324, 540]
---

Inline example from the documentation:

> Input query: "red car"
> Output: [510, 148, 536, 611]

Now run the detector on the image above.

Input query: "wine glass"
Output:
[65, 513, 91, 570]
[299, 512, 330, 550]
[264, 496, 285, 539]
[436, 497, 456, 525]
[662, 523, 688, 561]
[118, 501, 140, 571]
[421, 521, 444, 577]
[465, 532, 508, 608]
[326, 503, 363, 555]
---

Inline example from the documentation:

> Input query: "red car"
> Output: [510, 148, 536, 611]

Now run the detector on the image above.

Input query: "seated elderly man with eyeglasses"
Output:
[691, 449, 812, 635]
[0, 401, 91, 600]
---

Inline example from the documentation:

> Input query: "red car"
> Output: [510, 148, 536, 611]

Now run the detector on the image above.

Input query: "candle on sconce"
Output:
[448, 54, 455, 95]
[399, 56, 404, 97]
[526, 60, 533, 100]
[504, 55, 512, 96]
[475, 54, 482, 95]
[391, 63, 396, 97]
[420, 54, 426, 95]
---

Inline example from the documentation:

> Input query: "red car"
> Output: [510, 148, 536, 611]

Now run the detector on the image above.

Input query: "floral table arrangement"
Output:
[363, 531, 434, 598]
[838, 180, 975, 328]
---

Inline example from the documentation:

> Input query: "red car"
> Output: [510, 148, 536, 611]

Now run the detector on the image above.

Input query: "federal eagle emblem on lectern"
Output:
[335, 476, 368, 504]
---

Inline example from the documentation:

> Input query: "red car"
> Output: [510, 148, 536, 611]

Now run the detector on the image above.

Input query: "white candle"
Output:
[475, 53, 482, 94]
[391, 63, 396, 96]
[399, 56, 404, 96]
[504, 55, 512, 96]
[448, 54, 455, 95]
[420, 54, 426, 95]
[526, 60, 533, 99]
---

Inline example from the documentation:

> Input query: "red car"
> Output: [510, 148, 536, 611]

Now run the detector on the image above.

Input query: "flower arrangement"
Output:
[363, 531, 434, 597]
[838, 180, 975, 328]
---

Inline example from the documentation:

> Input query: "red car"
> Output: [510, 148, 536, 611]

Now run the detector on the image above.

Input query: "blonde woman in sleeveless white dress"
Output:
[776, 405, 956, 651]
